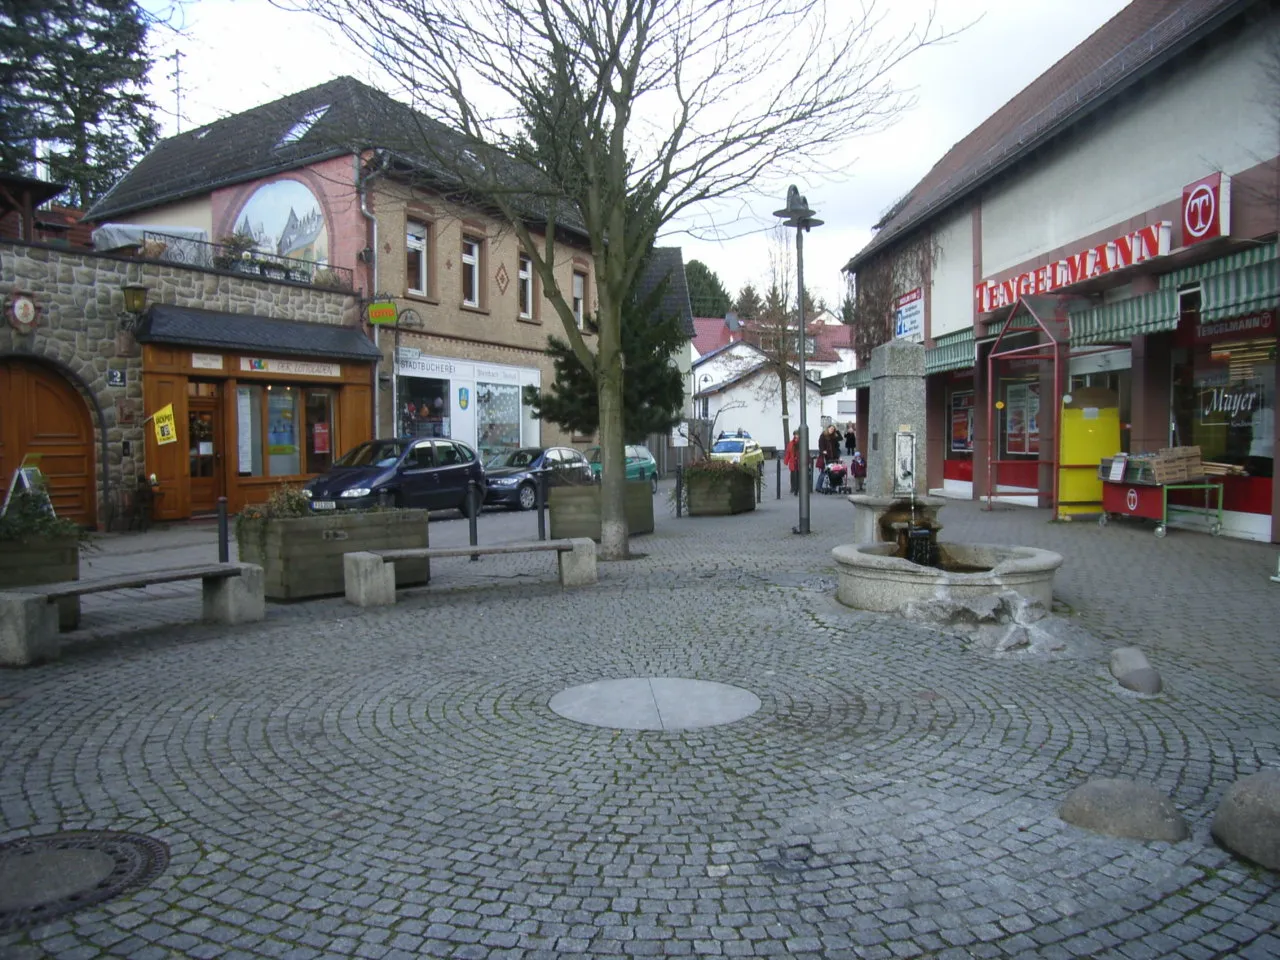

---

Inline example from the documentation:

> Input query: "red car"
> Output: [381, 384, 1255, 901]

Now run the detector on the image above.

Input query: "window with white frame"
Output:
[461, 236, 481, 307]
[406, 220, 429, 295]
[572, 271, 587, 329]
[517, 254, 533, 318]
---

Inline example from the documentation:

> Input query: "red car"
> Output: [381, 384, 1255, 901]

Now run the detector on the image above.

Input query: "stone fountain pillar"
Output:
[848, 339, 946, 544]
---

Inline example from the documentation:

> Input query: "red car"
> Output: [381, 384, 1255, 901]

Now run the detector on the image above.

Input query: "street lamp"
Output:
[774, 185, 823, 534]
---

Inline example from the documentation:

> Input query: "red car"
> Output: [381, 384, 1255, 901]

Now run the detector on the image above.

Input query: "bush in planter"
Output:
[683, 459, 757, 516]
[236, 484, 431, 600]
[0, 488, 87, 629]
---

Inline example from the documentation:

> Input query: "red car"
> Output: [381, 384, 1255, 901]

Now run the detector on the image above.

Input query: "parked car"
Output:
[484, 446, 594, 510]
[302, 438, 485, 516]
[709, 436, 764, 470]
[584, 444, 659, 492]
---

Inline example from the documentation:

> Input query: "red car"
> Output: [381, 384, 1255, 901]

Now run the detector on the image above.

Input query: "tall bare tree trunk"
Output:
[596, 295, 629, 560]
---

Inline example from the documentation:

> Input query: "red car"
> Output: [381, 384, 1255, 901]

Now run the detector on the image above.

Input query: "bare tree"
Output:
[290, 0, 950, 559]
[846, 229, 940, 365]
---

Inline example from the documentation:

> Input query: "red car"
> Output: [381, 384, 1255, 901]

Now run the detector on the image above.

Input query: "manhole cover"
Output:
[550, 677, 761, 730]
[0, 831, 169, 933]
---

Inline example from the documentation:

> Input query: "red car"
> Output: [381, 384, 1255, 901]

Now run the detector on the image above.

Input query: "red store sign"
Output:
[1182, 172, 1231, 247]
[976, 221, 1172, 314]
[1176, 310, 1275, 347]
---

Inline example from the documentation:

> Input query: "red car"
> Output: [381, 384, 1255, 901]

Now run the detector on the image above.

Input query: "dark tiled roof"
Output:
[635, 247, 695, 337]
[137, 303, 381, 360]
[846, 0, 1250, 271]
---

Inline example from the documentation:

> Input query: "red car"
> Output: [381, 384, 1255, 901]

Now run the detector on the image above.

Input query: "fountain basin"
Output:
[832, 542, 1063, 613]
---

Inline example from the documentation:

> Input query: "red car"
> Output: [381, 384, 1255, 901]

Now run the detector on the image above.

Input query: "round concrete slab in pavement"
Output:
[549, 677, 761, 730]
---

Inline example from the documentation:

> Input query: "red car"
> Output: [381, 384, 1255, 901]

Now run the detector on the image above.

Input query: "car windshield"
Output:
[712, 440, 744, 454]
[487, 448, 542, 469]
[333, 441, 404, 468]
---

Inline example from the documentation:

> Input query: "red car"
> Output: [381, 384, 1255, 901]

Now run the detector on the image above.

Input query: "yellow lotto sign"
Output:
[152, 403, 177, 446]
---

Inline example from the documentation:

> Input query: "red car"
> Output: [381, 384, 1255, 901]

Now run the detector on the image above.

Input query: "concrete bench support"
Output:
[202, 563, 267, 624]
[559, 538, 597, 587]
[345, 551, 396, 608]
[0, 592, 60, 667]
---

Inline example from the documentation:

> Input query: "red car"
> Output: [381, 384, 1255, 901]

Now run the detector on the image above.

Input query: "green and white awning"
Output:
[926, 329, 975, 374]
[1201, 259, 1279, 321]
[821, 366, 871, 396]
[1068, 288, 1179, 345]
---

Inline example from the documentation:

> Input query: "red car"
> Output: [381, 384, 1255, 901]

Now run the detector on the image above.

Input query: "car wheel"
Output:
[517, 482, 537, 511]
[650, 474, 658, 494]
[460, 487, 481, 519]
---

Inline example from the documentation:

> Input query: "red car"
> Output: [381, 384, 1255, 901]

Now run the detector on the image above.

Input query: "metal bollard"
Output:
[536, 471, 547, 541]
[775, 458, 781, 500]
[216, 496, 229, 563]
[675, 464, 683, 518]
[757, 463, 763, 504]
[468, 480, 480, 561]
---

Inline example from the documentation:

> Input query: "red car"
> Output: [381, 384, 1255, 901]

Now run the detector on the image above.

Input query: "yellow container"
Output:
[1058, 387, 1120, 516]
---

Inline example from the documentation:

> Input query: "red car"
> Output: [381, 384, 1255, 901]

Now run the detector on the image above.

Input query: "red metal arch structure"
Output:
[983, 295, 1124, 519]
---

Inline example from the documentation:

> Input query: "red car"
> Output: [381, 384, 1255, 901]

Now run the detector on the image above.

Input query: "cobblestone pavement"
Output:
[2, 485, 1278, 958]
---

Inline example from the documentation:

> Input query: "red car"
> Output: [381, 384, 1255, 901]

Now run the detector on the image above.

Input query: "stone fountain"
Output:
[834, 340, 1062, 615]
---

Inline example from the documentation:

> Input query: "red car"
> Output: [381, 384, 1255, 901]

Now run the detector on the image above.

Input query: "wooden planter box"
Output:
[237, 510, 430, 600]
[687, 471, 757, 516]
[549, 482, 654, 541]
[0, 535, 80, 628]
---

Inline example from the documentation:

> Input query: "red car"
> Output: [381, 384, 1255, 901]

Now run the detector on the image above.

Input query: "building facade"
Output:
[836, 0, 1279, 542]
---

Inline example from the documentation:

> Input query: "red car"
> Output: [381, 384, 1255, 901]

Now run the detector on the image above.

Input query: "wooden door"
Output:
[0, 359, 95, 525]
[187, 397, 223, 514]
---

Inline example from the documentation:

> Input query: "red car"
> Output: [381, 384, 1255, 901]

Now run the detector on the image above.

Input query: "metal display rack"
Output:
[1096, 457, 1224, 538]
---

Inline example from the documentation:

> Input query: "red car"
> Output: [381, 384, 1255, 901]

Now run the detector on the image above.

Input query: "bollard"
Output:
[378, 488, 394, 509]
[775, 458, 781, 500]
[675, 464, 683, 518]
[536, 470, 547, 541]
[1271, 553, 1280, 584]
[468, 480, 480, 562]
[757, 463, 763, 504]
[216, 496, 229, 563]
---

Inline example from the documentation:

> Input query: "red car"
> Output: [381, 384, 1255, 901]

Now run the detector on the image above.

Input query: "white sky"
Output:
[141, 0, 1131, 312]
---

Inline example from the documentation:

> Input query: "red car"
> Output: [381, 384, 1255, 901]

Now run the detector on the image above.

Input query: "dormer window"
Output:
[279, 105, 329, 147]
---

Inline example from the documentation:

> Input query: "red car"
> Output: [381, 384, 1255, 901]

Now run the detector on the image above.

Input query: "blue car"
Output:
[303, 438, 485, 517]
[484, 446, 594, 510]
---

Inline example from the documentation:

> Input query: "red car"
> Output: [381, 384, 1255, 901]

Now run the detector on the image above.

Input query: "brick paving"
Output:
[1, 485, 1278, 958]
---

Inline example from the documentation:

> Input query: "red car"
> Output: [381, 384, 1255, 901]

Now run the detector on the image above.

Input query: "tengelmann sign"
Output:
[975, 221, 1172, 314]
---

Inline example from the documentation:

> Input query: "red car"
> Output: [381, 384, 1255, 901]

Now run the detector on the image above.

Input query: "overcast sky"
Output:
[141, 0, 1132, 311]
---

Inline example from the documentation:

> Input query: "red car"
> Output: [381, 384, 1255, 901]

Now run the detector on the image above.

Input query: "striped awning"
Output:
[1160, 241, 1277, 289]
[926, 329, 975, 374]
[1068, 288, 1179, 345]
[1201, 259, 1279, 321]
[821, 366, 871, 396]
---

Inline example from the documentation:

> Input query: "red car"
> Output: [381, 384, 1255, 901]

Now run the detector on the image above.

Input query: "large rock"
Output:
[1060, 778, 1188, 842]
[1212, 770, 1280, 870]
[1109, 646, 1163, 694]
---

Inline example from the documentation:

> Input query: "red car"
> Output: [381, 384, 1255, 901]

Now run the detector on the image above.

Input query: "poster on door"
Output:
[267, 392, 297, 455]
[950, 391, 974, 453]
[313, 422, 330, 454]
[1026, 383, 1040, 454]
[1004, 382, 1040, 455]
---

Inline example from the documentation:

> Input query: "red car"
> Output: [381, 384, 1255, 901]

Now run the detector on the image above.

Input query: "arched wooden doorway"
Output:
[0, 359, 96, 525]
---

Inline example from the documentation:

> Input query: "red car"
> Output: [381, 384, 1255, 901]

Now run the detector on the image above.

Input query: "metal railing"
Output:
[141, 231, 354, 291]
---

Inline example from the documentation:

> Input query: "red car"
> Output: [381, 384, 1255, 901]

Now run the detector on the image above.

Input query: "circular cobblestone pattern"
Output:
[0, 566, 1277, 959]
[549, 677, 762, 730]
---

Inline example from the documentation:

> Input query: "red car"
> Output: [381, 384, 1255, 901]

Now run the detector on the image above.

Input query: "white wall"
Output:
[109, 196, 214, 236]
[929, 208, 975, 338]
[702, 369, 822, 451]
[983, 18, 1280, 275]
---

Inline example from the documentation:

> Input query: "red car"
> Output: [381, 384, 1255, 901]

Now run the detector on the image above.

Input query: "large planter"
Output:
[0, 535, 80, 629]
[237, 510, 430, 600]
[687, 470, 756, 516]
[549, 482, 654, 541]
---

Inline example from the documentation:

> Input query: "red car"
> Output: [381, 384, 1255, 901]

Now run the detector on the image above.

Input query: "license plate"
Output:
[311, 500, 336, 511]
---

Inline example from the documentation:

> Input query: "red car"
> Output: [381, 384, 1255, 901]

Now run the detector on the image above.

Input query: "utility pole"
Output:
[167, 50, 185, 132]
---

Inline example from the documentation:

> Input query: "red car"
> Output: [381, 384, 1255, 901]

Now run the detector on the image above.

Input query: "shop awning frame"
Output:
[136, 303, 382, 361]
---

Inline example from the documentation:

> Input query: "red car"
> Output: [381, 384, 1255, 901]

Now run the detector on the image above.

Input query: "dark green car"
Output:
[585, 444, 659, 492]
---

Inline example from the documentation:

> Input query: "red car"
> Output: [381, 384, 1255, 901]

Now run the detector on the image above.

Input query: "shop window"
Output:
[476, 382, 521, 463]
[518, 254, 534, 319]
[1000, 379, 1040, 457]
[1172, 338, 1275, 478]
[400, 377, 450, 438]
[266, 385, 302, 477]
[462, 236, 482, 307]
[572, 270, 587, 329]
[407, 220, 430, 296]
[305, 389, 334, 474]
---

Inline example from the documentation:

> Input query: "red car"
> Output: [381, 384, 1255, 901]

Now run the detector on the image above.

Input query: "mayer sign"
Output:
[975, 221, 1171, 314]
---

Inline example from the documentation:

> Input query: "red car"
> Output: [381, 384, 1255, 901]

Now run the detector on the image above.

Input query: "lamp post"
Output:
[774, 186, 823, 534]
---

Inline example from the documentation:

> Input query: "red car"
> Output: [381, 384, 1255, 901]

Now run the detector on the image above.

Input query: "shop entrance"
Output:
[187, 381, 223, 514]
[0, 358, 95, 525]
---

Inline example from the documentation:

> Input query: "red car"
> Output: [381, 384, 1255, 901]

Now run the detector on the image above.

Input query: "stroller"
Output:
[821, 457, 848, 494]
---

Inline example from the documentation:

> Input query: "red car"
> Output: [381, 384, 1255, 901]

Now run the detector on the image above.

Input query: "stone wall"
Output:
[0, 240, 361, 528]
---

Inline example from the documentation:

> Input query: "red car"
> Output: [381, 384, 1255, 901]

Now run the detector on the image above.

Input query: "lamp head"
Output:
[122, 283, 148, 315]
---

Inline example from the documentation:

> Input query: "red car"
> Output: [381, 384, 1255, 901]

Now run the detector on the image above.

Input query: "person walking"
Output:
[783, 430, 800, 495]
[817, 424, 841, 492]
[844, 422, 857, 457]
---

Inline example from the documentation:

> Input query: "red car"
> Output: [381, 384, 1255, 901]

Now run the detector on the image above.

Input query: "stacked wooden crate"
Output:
[1158, 445, 1203, 481]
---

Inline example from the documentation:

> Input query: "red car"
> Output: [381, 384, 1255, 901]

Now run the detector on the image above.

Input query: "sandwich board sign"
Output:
[1, 453, 55, 517]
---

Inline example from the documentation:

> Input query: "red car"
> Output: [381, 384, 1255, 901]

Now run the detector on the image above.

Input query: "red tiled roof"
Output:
[692, 316, 734, 356]
[846, 0, 1248, 271]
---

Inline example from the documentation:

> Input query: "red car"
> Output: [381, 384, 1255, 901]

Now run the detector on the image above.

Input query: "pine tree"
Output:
[0, 0, 159, 207]
[733, 283, 763, 320]
[685, 260, 733, 318]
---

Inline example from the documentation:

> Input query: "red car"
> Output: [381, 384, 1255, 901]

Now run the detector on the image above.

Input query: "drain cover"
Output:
[0, 831, 169, 933]
[550, 677, 761, 730]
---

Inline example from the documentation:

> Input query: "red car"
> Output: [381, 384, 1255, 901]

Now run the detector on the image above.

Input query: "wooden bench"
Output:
[343, 538, 597, 607]
[0, 562, 266, 668]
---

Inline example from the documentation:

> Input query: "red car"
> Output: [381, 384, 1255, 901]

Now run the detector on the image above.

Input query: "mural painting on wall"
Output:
[232, 180, 330, 264]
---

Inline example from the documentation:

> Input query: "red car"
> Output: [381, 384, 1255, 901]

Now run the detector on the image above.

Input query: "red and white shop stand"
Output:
[1098, 478, 1224, 538]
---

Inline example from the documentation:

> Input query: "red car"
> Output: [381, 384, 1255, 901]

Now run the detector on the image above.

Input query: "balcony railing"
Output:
[141, 231, 354, 291]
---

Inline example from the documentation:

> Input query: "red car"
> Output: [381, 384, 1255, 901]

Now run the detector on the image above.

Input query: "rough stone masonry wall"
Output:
[0, 240, 360, 528]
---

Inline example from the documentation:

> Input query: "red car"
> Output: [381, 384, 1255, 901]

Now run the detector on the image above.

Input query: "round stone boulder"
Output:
[1211, 770, 1280, 870]
[1060, 777, 1188, 842]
